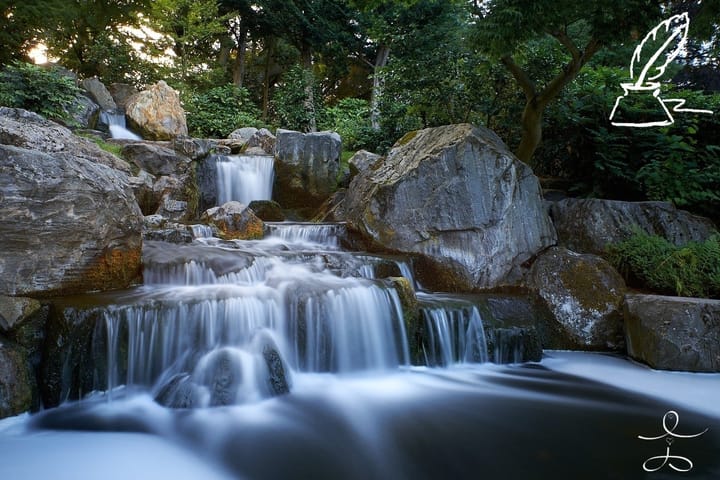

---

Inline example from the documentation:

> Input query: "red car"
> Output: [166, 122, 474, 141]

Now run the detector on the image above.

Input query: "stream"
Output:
[0, 155, 718, 479]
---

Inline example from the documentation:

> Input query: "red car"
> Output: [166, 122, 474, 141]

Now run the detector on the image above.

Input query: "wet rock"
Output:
[201, 201, 264, 240]
[485, 327, 543, 364]
[624, 294, 720, 372]
[249, 200, 285, 221]
[386, 277, 420, 363]
[40, 304, 107, 407]
[550, 199, 717, 255]
[129, 170, 158, 215]
[312, 191, 348, 223]
[527, 247, 626, 350]
[122, 142, 190, 176]
[0, 296, 42, 332]
[155, 196, 189, 222]
[0, 144, 143, 296]
[345, 124, 557, 291]
[0, 296, 48, 377]
[0, 340, 34, 418]
[274, 129, 342, 216]
[171, 137, 216, 161]
[154, 374, 197, 408]
[81, 77, 117, 111]
[143, 221, 194, 244]
[196, 155, 220, 212]
[67, 94, 100, 130]
[245, 128, 276, 154]
[125, 81, 188, 140]
[0, 106, 132, 173]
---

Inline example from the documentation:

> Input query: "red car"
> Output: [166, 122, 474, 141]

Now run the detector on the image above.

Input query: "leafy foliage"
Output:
[319, 98, 374, 151]
[0, 61, 82, 122]
[183, 84, 263, 138]
[607, 230, 720, 299]
[271, 65, 324, 132]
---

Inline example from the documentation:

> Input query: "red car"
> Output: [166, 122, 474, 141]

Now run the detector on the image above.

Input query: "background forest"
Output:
[1, 0, 719, 220]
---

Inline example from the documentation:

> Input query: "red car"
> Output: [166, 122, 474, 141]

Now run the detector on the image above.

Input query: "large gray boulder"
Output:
[274, 129, 342, 215]
[551, 199, 717, 255]
[121, 142, 190, 176]
[67, 94, 100, 130]
[81, 77, 117, 111]
[0, 107, 132, 173]
[125, 81, 188, 140]
[624, 294, 720, 372]
[108, 83, 139, 110]
[344, 124, 557, 290]
[527, 247, 626, 350]
[0, 143, 143, 296]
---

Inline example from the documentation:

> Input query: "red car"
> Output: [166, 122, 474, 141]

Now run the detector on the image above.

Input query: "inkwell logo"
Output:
[609, 12, 714, 127]
[638, 410, 708, 472]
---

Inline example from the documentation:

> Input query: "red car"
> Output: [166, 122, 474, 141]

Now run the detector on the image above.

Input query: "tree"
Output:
[473, 0, 664, 166]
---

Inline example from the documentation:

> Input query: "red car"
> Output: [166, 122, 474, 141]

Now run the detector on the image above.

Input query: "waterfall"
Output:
[101, 111, 142, 140]
[417, 293, 489, 366]
[264, 222, 344, 248]
[216, 155, 274, 205]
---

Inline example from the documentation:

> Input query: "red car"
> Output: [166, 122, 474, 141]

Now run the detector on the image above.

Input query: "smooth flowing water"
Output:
[101, 111, 142, 140]
[216, 155, 274, 205]
[2, 164, 719, 479]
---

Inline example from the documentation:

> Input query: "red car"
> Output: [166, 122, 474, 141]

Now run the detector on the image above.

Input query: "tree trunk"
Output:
[301, 46, 317, 132]
[232, 24, 248, 88]
[516, 100, 543, 166]
[262, 39, 275, 121]
[371, 44, 390, 131]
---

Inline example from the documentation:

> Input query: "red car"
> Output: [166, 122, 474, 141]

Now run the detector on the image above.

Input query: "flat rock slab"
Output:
[624, 293, 720, 372]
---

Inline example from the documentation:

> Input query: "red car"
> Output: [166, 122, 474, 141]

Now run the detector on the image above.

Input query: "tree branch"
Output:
[501, 55, 536, 101]
[537, 36, 601, 108]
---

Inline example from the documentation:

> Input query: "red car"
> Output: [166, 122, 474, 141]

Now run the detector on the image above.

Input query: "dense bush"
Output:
[0, 61, 82, 122]
[607, 230, 720, 299]
[183, 84, 263, 138]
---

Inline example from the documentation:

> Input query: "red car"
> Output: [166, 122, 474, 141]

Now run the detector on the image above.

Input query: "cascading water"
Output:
[417, 293, 488, 366]
[100, 110, 142, 140]
[4, 160, 720, 480]
[216, 154, 274, 205]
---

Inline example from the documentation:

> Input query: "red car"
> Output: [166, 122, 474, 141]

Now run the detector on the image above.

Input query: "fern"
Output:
[607, 229, 720, 298]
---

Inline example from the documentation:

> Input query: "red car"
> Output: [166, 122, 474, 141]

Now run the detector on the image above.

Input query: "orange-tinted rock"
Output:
[125, 81, 188, 140]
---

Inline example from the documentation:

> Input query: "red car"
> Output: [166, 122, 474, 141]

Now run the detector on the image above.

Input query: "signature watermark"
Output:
[609, 12, 713, 127]
[638, 410, 708, 472]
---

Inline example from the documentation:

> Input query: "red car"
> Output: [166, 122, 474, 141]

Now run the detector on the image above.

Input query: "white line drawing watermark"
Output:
[638, 410, 708, 472]
[609, 12, 714, 127]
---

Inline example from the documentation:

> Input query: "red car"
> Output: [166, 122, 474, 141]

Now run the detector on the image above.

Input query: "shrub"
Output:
[0, 61, 82, 122]
[607, 230, 720, 299]
[183, 84, 263, 138]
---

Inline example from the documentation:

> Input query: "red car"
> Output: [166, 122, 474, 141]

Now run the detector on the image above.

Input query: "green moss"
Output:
[78, 133, 125, 158]
[558, 259, 618, 311]
[396, 130, 418, 147]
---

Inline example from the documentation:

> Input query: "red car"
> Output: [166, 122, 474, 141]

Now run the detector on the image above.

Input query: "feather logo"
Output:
[631, 12, 689, 87]
[609, 12, 713, 127]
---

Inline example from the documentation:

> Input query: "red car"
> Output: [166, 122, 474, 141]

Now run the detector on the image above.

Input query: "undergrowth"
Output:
[606, 229, 720, 299]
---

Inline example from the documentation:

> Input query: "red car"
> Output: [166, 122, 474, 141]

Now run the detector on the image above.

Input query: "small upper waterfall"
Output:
[264, 221, 344, 248]
[101, 110, 142, 140]
[216, 155, 274, 205]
